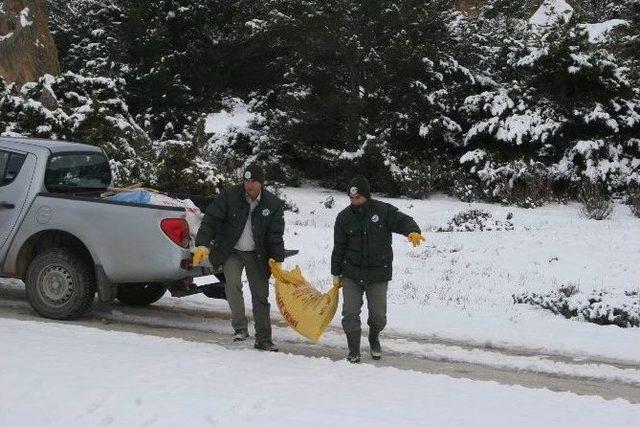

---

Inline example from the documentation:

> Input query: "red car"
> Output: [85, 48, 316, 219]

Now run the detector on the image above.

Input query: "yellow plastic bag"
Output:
[269, 259, 341, 343]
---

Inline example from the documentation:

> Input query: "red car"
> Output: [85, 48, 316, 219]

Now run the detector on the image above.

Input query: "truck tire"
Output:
[25, 248, 96, 319]
[116, 283, 166, 306]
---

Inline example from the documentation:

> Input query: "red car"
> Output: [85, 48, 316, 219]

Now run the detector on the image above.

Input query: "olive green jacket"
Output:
[196, 184, 285, 278]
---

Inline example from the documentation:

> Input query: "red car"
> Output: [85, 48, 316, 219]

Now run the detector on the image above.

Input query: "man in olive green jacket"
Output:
[332, 176, 425, 363]
[193, 164, 285, 352]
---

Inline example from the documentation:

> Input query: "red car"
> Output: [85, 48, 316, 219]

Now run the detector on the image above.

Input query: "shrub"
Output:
[436, 209, 514, 232]
[579, 181, 613, 220]
[513, 287, 640, 328]
[629, 189, 640, 218]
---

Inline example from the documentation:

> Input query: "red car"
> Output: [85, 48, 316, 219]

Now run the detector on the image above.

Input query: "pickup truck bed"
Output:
[4, 192, 194, 284]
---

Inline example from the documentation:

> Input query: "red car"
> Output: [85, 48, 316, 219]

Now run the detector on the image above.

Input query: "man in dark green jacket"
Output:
[332, 176, 424, 363]
[193, 164, 285, 352]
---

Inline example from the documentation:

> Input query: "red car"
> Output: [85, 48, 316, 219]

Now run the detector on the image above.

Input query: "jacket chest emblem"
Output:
[371, 214, 379, 223]
[262, 208, 270, 217]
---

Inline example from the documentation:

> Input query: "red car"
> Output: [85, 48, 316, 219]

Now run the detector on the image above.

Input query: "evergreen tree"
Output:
[459, 1, 640, 203]
[0, 73, 153, 185]
[234, 0, 476, 195]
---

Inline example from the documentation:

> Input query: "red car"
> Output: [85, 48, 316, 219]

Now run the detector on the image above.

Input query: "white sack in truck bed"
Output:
[106, 190, 203, 243]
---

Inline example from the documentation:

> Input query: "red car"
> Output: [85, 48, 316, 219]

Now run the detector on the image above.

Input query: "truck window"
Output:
[0, 150, 26, 187]
[0, 151, 8, 179]
[45, 152, 112, 192]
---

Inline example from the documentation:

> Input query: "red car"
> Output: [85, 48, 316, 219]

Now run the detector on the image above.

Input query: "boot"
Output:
[232, 329, 249, 342]
[254, 341, 279, 352]
[346, 331, 361, 364]
[369, 330, 381, 360]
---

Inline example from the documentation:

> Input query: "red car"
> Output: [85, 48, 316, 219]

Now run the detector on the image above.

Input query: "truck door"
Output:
[0, 148, 36, 249]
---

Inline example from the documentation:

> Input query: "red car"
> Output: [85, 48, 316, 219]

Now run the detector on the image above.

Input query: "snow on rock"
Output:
[582, 19, 630, 44]
[19, 7, 33, 28]
[529, 0, 574, 27]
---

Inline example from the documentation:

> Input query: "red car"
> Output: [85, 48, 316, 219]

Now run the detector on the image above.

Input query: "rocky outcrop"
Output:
[0, 0, 60, 86]
[454, 0, 484, 15]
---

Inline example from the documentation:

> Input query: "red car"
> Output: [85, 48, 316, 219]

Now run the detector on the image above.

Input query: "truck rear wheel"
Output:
[116, 283, 166, 306]
[25, 248, 96, 319]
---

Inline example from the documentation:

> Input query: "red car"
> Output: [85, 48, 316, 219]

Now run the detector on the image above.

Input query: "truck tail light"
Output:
[161, 218, 190, 248]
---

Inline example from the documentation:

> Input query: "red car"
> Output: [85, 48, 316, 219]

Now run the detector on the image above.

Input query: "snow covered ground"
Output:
[1, 318, 639, 427]
[2, 185, 639, 426]
[169, 185, 640, 364]
[205, 98, 254, 135]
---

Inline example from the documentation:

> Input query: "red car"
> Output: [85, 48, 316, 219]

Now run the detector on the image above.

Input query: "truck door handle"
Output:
[0, 202, 15, 209]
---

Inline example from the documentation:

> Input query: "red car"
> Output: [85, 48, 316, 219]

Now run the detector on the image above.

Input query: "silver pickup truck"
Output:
[0, 137, 295, 319]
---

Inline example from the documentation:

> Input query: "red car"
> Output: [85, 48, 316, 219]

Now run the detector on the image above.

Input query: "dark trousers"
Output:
[222, 250, 272, 344]
[341, 277, 388, 334]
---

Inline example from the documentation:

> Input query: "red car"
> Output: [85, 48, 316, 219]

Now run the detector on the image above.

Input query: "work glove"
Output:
[269, 259, 283, 277]
[192, 246, 210, 266]
[332, 276, 343, 288]
[407, 232, 425, 247]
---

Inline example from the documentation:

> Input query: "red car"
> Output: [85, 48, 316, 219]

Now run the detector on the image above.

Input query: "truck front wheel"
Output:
[116, 283, 166, 306]
[25, 248, 96, 319]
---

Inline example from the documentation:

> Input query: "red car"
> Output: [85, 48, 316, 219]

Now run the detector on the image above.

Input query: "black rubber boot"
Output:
[369, 330, 381, 360]
[346, 331, 361, 364]
[233, 329, 249, 342]
[254, 341, 279, 352]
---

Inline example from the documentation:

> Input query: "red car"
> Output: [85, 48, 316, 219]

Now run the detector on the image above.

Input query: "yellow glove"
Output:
[192, 246, 210, 266]
[408, 232, 425, 247]
[332, 276, 342, 288]
[269, 259, 282, 277]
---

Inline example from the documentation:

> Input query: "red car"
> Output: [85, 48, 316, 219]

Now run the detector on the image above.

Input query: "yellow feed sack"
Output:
[269, 259, 340, 343]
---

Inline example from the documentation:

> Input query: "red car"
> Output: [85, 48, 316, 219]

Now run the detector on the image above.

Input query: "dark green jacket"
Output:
[331, 199, 420, 283]
[195, 184, 285, 278]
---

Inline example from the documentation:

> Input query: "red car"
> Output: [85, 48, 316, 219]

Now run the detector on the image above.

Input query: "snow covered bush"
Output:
[459, 0, 640, 203]
[630, 190, 640, 218]
[323, 196, 335, 209]
[203, 124, 302, 187]
[578, 181, 613, 220]
[444, 171, 488, 202]
[0, 73, 153, 185]
[513, 287, 640, 328]
[436, 209, 514, 232]
[155, 120, 234, 195]
[391, 158, 444, 199]
[265, 183, 299, 213]
[459, 153, 554, 206]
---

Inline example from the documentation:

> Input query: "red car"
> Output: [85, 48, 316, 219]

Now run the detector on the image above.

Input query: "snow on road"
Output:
[1, 318, 639, 427]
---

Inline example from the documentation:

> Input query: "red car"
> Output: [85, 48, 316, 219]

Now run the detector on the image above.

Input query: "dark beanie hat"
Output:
[347, 176, 371, 199]
[242, 164, 265, 184]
